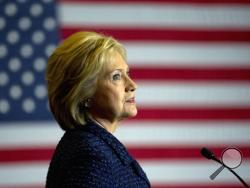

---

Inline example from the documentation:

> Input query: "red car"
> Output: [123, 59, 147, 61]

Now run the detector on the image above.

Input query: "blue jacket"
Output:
[46, 120, 151, 188]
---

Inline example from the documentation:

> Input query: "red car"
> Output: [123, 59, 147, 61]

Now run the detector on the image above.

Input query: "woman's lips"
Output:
[126, 97, 135, 103]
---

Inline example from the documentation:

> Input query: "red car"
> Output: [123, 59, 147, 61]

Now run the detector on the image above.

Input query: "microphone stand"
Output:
[213, 157, 249, 188]
[201, 147, 250, 188]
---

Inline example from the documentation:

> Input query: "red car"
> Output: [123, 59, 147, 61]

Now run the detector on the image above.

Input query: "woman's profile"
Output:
[45, 31, 150, 187]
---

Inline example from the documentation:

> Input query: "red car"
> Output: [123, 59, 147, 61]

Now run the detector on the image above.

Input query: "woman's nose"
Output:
[125, 76, 137, 92]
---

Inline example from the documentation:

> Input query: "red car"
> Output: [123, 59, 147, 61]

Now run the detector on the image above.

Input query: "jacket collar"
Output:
[83, 120, 134, 166]
[76, 120, 150, 186]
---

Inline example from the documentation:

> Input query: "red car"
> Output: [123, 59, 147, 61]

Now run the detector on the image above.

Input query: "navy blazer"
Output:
[46, 120, 151, 188]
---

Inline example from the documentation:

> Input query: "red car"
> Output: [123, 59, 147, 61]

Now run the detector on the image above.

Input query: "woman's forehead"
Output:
[104, 52, 128, 72]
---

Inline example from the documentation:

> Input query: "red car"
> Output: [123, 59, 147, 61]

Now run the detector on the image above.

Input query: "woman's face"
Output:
[90, 51, 137, 123]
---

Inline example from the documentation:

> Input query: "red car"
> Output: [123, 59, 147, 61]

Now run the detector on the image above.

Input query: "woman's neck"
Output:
[87, 114, 118, 134]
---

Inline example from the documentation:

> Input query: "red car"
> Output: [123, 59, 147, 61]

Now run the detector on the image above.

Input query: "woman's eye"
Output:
[112, 74, 121, 80]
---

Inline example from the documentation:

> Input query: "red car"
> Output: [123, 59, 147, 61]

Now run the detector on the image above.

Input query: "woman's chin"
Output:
[125, 107, 137, 118]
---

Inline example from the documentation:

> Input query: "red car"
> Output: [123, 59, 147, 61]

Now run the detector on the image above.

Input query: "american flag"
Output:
[0, 0, 250, 187]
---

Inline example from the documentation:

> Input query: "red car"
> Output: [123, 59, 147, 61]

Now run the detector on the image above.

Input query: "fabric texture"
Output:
[46, 120, 151, 188]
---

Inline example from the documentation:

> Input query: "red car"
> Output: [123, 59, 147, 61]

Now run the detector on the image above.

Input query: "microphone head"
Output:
[201, 147, 215, 160]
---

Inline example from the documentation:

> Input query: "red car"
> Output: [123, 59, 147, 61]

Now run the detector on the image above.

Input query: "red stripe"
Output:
[0, 147, 54, 163]
[59, 0, 250, 5]
[61, 27, 250, 42]
[0, 146, 249, 162]
[129, 146, 250, 160]
[130, 67, 250, 81]
[134, 107, 250, 120]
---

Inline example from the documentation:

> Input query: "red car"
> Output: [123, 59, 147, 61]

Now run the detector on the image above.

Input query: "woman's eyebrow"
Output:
[112, 69, 122, 73]
[112, 68, 127, 72]
[108, 66, 129, 74]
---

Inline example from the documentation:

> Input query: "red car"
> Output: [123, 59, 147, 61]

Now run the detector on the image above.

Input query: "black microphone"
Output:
[201, 147, 222, 164]
[200, 147, 249, 188]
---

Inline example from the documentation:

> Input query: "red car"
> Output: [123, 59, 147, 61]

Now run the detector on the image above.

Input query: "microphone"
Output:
[201, 147, 222, 164]
[200, 147, 249, 188]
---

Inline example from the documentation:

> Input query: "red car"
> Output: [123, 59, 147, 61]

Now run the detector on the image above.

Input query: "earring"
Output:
[84, 98, 92, 108]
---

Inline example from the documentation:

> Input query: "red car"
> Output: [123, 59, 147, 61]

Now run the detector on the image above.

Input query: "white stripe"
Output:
[0, 162, 48, 185]
[116, 122, 250, 147]
[59, 3, 250, 29]
[141, 160, 250, 184]
[0, 122, 250, 148]
[0, 161, 249, 184]
[0, 122, 63, 148]
[136, 81, 250, 107]
[125, 42, 250, 66]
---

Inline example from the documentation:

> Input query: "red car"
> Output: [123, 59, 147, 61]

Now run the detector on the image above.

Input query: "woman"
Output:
[46, 31, 150, 188]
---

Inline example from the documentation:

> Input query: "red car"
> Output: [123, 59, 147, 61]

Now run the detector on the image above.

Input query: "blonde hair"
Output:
[46, 31, 126, 130]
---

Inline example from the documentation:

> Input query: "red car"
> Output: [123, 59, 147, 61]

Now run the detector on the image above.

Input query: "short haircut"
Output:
[46, 31, 126, 130]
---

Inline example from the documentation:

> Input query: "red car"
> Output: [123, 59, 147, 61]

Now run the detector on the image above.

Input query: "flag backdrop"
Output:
[0, 0, 250, 187]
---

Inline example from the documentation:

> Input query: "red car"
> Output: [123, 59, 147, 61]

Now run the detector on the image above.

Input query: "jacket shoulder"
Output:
[46, 128, 115, 188]
[57, 128, 114, 161]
